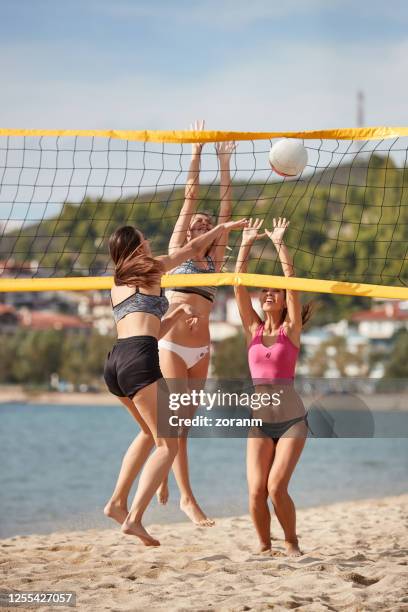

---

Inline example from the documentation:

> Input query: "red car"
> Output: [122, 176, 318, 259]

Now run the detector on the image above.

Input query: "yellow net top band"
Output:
[1, 273, 408, 300]
[1, 126, 408, 143]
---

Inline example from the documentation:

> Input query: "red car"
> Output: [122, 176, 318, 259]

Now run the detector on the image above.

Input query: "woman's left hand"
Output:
[215, 141, 236, 165]
[265, 217, 290, 245]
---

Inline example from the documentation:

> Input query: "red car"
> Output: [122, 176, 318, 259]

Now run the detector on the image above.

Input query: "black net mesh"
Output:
[1, 135, 407, 287]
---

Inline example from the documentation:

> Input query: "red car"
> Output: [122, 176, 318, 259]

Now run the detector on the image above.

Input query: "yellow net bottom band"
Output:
[1, 274, 408, 300]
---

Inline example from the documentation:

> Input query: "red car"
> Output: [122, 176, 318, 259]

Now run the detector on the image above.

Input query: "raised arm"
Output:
[159, 219, 248, 272]
[265, 217, 302, 331]
[168, 120, 205, 254]
[210, 141, 236, 271]
[215, 141, 235, 224]
[234, 219, 264, 339]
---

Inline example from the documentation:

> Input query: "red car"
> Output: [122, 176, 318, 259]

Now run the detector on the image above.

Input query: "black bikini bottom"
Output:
[258, 414, 311, 443]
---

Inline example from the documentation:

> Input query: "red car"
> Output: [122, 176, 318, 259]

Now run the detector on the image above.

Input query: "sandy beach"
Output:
[1, 494, 407, 611]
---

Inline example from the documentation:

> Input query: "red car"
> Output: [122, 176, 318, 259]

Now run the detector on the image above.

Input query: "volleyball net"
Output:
[1, 126, 408, 299]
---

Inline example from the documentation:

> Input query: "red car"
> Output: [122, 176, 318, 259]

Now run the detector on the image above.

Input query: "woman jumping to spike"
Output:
[235, 217, 312, 556]
[157, 120, 236, 526]
[103, 217, 247, 546]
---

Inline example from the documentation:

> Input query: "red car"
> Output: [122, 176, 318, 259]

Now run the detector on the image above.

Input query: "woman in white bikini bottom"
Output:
[158, 340, 209, 370]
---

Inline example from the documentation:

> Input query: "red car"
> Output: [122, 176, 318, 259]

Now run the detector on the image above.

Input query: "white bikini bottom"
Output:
[158, 339, 209, 369]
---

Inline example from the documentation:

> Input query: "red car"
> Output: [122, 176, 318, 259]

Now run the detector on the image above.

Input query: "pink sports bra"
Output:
[248, 323, 299, 382]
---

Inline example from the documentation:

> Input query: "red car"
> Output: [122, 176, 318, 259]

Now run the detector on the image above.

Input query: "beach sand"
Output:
[1, 495, 407, 611]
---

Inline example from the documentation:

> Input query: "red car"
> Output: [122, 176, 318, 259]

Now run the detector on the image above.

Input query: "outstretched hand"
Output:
[223, 218, 249, 232]
[215, 141, 237, 165]
[264, 217, 289, 245]
[190, 119, 205, 155]
[241, 218, 266, 244]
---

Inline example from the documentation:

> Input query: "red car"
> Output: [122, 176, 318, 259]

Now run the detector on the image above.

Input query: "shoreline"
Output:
[2, 491, 407, 541]
[0, 386, 117, 406]
[2, 494, 407, 611]
[0, 386, 407, 410]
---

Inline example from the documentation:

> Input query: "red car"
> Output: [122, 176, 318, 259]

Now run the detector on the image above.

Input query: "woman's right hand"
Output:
[222, 218, 249, 232]
[191, 119, 205, 155]
[181, 304, 199, 329]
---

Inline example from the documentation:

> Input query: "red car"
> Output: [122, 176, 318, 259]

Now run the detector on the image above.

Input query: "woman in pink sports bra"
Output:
[235, 217, 313, 556]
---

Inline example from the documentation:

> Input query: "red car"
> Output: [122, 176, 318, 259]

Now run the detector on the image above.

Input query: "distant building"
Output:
[77, 292, 114, 335]
[19, 309, 92, 332]
[225, 294, 262, 326]
[0, 258, 38, 277]
[350, 301, 408, 341]
[300, 328, 333, 356]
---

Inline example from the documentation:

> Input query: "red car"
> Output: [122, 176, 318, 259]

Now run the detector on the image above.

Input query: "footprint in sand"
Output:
[343, 572, 380, 586]
[296, 555, 322, 564]
[49, 544, 91, 553]
[198, 554, 232, 562]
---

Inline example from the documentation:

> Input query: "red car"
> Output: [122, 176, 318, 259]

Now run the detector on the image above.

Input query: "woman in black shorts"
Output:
[103, 219, 247, 546]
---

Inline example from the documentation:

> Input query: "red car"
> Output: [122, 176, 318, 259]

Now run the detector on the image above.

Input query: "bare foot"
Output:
[121, 517, 160, 547]
[103, 500, 128, 525]
[258, 542, 271, 553]
[157, 479, 169, 505]
[180, 497, 215, 527]
[284, 539, 302, 557]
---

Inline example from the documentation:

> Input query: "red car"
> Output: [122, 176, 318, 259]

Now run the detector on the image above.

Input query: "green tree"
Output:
[83, 331, 115, 381]
[211, 332, 250, 380]
[384, 330, 408, 378]
[59, 334, 91, 385]
[0, 329, 114, 388]
[0, 333, 19, 383]
[8, 329, 63, 385]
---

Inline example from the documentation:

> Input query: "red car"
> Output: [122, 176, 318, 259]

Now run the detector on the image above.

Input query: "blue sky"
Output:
[2, 0, 408, 130]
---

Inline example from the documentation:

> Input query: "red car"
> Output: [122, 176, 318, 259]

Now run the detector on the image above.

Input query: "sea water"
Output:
[0, 403, 407, 538]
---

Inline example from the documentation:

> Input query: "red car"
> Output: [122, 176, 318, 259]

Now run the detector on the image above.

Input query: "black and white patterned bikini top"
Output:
[168, 256, 217, 302]
[111, 287, 169, 323]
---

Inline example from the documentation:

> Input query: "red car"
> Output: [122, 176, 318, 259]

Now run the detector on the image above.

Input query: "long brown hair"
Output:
[279, 290, 314, 327]
[108, 226, 164, 288]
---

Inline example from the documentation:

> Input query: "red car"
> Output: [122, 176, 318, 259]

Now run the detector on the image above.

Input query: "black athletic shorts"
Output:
[104, 335, 164, 399]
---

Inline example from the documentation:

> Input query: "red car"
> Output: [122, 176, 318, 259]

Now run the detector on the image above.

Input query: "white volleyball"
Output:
[269, 138, 308, 177]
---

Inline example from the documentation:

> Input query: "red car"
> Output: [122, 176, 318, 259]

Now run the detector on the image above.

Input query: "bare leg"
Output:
[177, 357, 214, 526]
[121, 381, 178, 546]
[267, 431, 306, 557]
[159, 347, 214, 526]
[247, 433, 275, 552]
[104, 397, 154, 525]
[155, 348, 187, 506]
[156, 477, 169, 505]
[174, 436, 214, 526]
